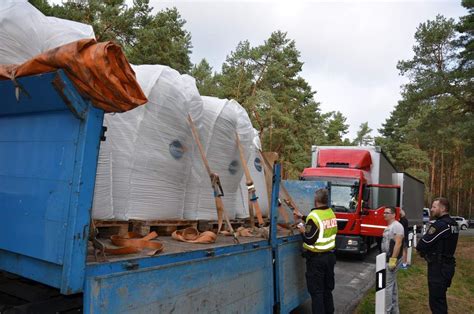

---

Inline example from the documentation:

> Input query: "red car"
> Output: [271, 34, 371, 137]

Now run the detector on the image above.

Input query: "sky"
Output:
[149, 0, 466, 140]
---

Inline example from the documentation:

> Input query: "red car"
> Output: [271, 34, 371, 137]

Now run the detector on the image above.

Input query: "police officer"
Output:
[416, 197, 459, 314]
[294, 188, 338, 314]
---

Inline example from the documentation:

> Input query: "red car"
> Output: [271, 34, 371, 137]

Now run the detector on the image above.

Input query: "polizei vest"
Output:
[303, 208, 337, 252]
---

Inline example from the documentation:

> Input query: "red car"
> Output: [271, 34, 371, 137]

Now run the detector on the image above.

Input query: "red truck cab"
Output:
[301, 147, 401, 254]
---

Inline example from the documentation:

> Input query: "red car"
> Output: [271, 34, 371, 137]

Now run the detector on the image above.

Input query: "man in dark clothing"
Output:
[399, 209, 409, 269]
[294, 189, 337, 314]
[416, 197, 459, 314]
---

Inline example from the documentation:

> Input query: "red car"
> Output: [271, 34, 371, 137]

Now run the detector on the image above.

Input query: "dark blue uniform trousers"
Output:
[305, 252, 336, 314]
[428, 261, 455, 314]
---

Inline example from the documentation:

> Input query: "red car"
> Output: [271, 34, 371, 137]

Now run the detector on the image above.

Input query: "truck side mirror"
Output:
[362, 187, 370, 203]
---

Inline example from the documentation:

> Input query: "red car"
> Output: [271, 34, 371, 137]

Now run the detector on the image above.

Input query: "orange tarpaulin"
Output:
[0, 38, 147, 113]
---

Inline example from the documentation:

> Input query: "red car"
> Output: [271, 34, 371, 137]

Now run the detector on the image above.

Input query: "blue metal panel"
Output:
[270, 164, 282, 312]
[272, 177, 330, 313]
[0, 249, 63, 288]
[0, 71, 104, 294]
[282, 180, 329, 215]
[275, 238, 310, 313]
[269, 164, 281, 252]
[0, 71, 87, 118]
[84, 248, 274, 314]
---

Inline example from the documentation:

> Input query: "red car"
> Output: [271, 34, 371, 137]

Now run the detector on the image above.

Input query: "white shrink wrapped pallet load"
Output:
[91, 128, 114, 220]
[184, 97, 254, 220]
[235, 130, 269, 218]
[91, 65, 203, 220]
[0, 0, 95, 64]
[93, 105, 145, 220]
[126, 65, 203, 220]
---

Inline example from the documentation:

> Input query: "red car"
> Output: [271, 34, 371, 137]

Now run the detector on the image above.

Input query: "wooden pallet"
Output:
[92, 220, 129, 238]
[197, 218, 270, 232]
[130, 219, 198, 236]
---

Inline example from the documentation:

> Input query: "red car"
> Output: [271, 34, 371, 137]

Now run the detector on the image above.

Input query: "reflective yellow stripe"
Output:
[308, 212, 324, 242]
[316, 242, 335, 250]
[303, 242, 335, 252]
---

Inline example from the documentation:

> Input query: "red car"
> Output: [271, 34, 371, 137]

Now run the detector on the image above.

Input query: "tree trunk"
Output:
[456, 186, 460, 216]
[269, 114, 273, 151]
[470, 172, 473, 220]
[439, 149, 444, 197]
[430, 149, 436, 203]
[456, 152, 461, 216]
[446, 157, 451, 202]
[235, 63, 245, 99]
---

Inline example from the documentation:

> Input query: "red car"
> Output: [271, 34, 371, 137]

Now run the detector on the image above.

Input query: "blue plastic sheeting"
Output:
[0, 71, 104, 294]
[282, 180, 329, 215]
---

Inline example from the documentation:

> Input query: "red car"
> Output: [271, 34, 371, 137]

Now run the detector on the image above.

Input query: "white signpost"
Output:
[407, 232, 413, 265]
[413, 225, 417, 247]
[375, 252, 386, 314]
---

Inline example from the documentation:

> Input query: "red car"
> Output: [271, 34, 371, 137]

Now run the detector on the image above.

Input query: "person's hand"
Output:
[388, 257, 397, 270]
[296, 222, 305, 233]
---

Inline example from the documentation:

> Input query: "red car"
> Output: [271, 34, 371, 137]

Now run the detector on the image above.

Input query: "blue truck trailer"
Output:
[0, 70, 329, 313]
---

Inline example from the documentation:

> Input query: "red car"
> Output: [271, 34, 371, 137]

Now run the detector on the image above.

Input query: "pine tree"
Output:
[216, 31, 326, 177]
[353, 122, 373, 146]
[380, 11, 473, 216]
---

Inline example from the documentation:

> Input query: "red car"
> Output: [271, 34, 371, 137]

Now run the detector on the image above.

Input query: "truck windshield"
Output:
[304, 177, 359, 213]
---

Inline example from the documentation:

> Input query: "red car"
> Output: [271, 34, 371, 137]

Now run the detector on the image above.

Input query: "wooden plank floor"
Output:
[87, 234, 264, 264]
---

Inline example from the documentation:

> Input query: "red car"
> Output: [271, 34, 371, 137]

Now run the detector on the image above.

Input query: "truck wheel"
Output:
[357, 252, 367, 261]
[357, 244, 368, 260]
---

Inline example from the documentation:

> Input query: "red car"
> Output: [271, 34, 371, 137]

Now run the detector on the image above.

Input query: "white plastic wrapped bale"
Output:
[184, 97, 254, 220]
[93, 107, 146, 220]
[235, 130, 269, 218]
[92, 88, 146, 219]
[0, 0, 95, 64]
[111, 64, 203, 220]
[91, 123, 114, 219]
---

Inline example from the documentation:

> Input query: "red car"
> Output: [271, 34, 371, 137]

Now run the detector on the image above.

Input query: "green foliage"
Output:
[323, 111, 349, 145]
[127, 7, 193, 73]
[353, 122, 374, 146]
[190, 59, 218, 96]
[456, 1, 474, 82]
[213, 31, 333, 177]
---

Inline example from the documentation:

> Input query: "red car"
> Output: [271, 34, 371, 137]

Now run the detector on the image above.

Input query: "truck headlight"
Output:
[348, 239, 358, 246]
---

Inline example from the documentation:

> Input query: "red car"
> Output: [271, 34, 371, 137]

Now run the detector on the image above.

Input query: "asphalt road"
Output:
[291, 249, 378, 314]
[461, 227, 474, 236]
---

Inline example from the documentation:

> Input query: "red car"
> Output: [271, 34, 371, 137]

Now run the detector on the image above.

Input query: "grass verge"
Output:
[355, 234, 474, 313]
